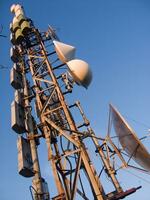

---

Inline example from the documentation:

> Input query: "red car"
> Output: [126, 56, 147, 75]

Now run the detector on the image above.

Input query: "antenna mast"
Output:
[10, 4, 140, 200]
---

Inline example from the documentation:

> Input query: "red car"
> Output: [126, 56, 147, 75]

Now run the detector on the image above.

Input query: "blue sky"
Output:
[1, 0, 150, 199]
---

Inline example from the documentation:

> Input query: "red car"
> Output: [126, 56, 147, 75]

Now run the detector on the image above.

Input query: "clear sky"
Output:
[1, 0, 150, 199]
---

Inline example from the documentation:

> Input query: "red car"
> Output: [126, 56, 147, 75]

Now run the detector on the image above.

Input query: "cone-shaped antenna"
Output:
[53, 40, 76, 63]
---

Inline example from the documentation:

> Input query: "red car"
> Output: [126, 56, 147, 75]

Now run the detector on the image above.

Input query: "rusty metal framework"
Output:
[10, 9, 141, 200]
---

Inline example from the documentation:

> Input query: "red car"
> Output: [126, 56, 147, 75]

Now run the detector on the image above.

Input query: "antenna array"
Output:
[10, 4, 140, 200]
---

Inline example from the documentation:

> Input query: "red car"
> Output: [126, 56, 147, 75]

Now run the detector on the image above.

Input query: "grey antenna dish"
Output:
[110, 104, 150, 172]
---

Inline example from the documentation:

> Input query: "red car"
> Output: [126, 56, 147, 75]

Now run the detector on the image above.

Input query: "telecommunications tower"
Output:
[10, 4, 141, 200]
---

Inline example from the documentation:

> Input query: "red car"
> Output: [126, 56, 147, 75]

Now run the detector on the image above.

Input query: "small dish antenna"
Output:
[53, 40, 92, 88]
[66, 59, 92, 89]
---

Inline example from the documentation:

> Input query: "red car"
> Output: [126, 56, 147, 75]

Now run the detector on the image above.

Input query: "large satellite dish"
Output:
[53, 40, 76, 63]
[66, 59, 92, 89]
[110, 104, 150, 172]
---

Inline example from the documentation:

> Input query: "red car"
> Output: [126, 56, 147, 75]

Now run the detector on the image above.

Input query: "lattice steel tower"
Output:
[10, 4, 140, 200]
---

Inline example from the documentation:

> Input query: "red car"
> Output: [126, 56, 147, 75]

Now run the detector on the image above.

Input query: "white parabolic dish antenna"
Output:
[67, 59, 92, 89]
[53, 40, 76, 63]
[110, 104, 150, 172]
